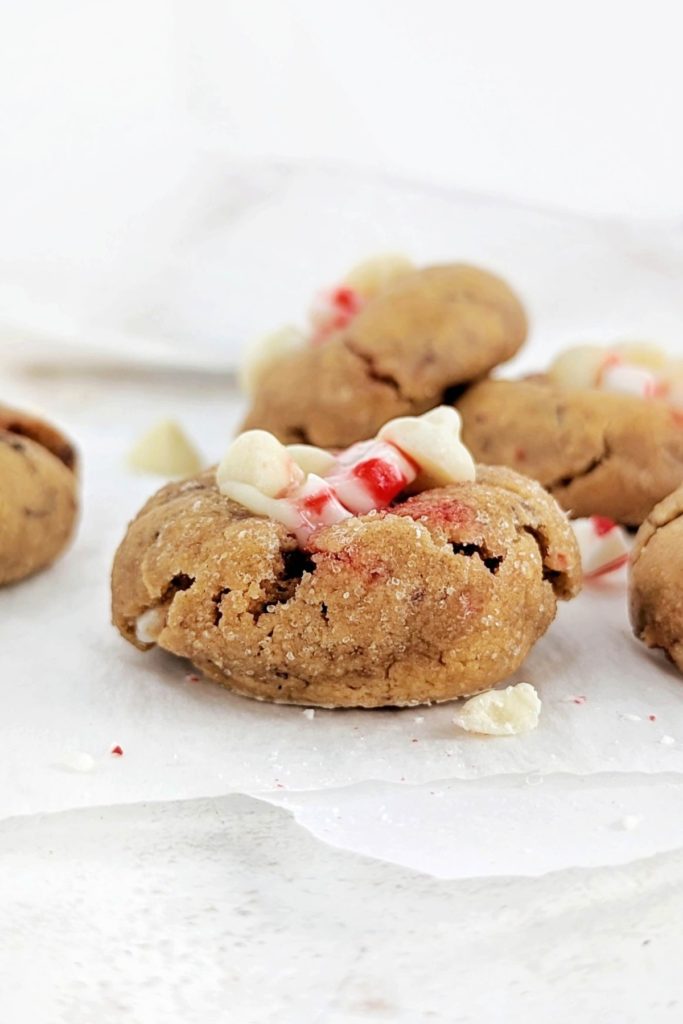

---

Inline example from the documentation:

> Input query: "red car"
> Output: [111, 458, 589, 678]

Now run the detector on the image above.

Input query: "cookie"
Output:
[629, 485, 683, 673]
[242, 263, 527, 448]
[0, 405, 78, 585]
[456, 377, 683, 526]
[112, 418, 579, 708]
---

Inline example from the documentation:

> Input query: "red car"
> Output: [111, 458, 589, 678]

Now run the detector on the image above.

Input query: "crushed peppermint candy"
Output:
[111, 745, 124, 756]
[549, 341, 683, 408]
[216, 407, 475, 543]
[572, 516, 630, 579]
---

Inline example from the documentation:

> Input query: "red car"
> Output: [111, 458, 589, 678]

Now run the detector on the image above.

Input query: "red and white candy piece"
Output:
[309, 285, 364, 345]
[327, 439, 417, 514]
[216, 407, 477, 543]
[572, 516, 630, 580]
[599, 360, 663, 399]
[549, 342, 683, 408]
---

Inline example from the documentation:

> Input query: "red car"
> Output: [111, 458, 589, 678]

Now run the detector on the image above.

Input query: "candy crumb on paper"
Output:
[617, 815, 642, 831]
[57, 751, 96, 774]
[302, 708, 315, 720]
[452, 682, 541, 736]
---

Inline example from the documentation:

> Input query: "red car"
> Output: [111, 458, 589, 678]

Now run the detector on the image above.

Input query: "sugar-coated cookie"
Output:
[629, 485, 683, 674]
[242, 264, 527, 448]
[0, 405, 78, 584]
[112, 418, 579, 708]
[457, 377, 683, 526]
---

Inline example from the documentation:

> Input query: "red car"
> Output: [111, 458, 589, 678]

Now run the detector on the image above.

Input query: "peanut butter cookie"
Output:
[629, 485, 683, 674]
[0, 405, 78, 584]
[457, 378, 683, 526]
[242, 264, 527, 448]
[112, 458, 580, 708]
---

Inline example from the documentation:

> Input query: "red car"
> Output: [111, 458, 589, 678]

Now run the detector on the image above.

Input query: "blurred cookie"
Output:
[242, 263, 527, 447]
[457, 377, 683, 526]
[0, 405, 78, 584]
[629, 485, 683, 673]
[112, 415, 579, 708]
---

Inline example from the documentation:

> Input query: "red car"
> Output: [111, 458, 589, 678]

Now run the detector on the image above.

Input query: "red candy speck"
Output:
[591, 516, 617, 537]
[111, 745, 124, 756]
[649, 714, 657, 722]
[302, 490, 333, 515]
[352, 457, 407, 504]
[393, 494, 474, 528]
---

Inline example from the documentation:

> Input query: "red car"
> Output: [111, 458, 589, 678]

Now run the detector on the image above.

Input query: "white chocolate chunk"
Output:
[343, 253, 415, 298]
[239, 325, 306, 395]
[547, 345, 607, 389]
[135, 605, 168, 645]
[217, 430, 304, 499]
[453, 683, 541, 736]
[378, 406, 475, 489]
[286, 443, 337, 477]
[128, 419, 202, 477]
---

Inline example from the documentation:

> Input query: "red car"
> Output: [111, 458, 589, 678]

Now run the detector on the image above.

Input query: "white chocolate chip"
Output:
[239, 325, 306, 396]
[343, 253, 415, 299]
[286, 444, 337, 477]
[128, 419, 202, 478]
[453, 683, 541, 736]
[135, 605, 168, 645]
[217, 430, 304, 499]
[378, 406, 475, 489]
[613, 341, 667, 370]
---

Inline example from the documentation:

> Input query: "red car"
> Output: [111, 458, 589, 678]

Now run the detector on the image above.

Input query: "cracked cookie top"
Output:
[457, 376, 683, 526]
[241, 260, 527, 448]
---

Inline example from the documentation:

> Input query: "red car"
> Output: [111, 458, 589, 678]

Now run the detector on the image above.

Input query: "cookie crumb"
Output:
[413, 715, 425, 724]
[58, 751, 95, 774]
[618, 815, 641, 831]
[453, 682, 541, 736]
[302, 708, 315, 720]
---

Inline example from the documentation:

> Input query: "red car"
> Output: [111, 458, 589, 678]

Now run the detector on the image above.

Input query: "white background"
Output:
[1, 0, 683, 223]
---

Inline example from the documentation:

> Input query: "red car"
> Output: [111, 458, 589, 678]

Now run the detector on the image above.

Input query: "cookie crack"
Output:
[248, 548, 317, 623]
[343, 338, 405, 398]
[548, 441, 611, 493]
[450, 541, 503, 574]
[519, 525, 569, 596]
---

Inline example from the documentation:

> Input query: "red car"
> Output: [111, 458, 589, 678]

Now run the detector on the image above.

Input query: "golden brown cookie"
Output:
[111, 464, 580, 708]
[629, 485, 683, 673]
[242, 264, 527, 448]
[456, 378, 683, 526]
[0, 405, 78, 585]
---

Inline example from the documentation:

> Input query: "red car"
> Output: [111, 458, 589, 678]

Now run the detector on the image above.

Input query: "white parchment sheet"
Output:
[2, 169, 683, 877]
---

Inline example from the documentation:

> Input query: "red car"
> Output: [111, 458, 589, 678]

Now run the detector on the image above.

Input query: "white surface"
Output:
[2, 0, 683, 220]
[3, 174, 683, 1020]
[2, 795, 683, 1024]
